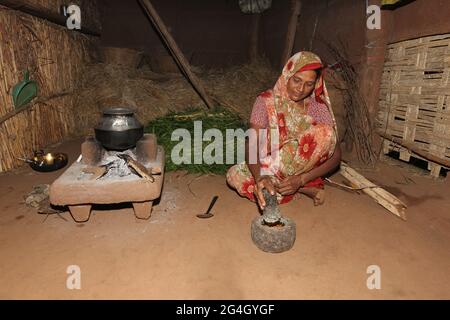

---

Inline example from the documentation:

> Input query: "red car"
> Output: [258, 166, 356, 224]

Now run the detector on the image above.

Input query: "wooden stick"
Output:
[138, 0, 214, 109]
[249, 14, 261, 63]
[325, 177, 378, 191]
[339, 161, 407, 220]
[378, 131, 450, 168]
[0, 92, 71, 125]
[280, 0, 302, 68]
[0, 0, 100, 36]
[3, 94, 68, 126]
[309, 14, 319, 51]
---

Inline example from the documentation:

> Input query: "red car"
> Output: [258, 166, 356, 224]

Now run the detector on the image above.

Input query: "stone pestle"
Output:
[261, 188, 281, 225]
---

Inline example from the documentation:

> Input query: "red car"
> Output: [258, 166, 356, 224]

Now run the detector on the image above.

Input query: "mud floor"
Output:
[0, 138, 449, 299]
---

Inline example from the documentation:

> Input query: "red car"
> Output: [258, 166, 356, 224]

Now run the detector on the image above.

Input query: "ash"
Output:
[100, 149, 138, 179]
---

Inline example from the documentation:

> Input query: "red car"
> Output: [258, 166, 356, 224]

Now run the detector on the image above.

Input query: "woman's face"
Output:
[286, 70, 318, 102]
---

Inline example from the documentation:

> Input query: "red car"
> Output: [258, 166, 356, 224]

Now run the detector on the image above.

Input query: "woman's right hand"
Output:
[254, 176, 276, 210]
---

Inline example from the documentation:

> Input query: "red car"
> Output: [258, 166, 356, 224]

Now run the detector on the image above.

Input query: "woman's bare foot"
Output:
[298, 187, 325, 206]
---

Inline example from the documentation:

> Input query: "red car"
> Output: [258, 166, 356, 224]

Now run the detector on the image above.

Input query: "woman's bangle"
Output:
[300, 172, 313, 186]
[257, 175, 274, 183]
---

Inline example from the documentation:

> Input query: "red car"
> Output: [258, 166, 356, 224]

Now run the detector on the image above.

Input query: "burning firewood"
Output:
[82, 165, 108, 180]
[82, 154, 159, 181]
[117, 154, 155, 182]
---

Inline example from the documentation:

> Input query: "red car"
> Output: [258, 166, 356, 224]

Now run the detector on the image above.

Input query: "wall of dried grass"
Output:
[0, 1, 100, 172]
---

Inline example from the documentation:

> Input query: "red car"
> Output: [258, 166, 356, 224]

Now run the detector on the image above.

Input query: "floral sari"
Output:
[226, 51, 338, 204]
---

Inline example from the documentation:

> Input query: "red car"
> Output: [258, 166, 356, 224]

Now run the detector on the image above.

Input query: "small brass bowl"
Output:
[29, 153, 68, 172]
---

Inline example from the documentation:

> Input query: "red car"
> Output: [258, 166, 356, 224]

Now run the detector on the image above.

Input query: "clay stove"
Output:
[49, 133, 164, 222]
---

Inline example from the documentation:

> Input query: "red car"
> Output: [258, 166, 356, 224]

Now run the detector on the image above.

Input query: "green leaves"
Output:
[145, 107, 247, 175]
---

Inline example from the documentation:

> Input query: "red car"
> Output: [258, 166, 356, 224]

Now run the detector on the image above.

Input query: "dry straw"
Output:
[73, 57, 279, 137]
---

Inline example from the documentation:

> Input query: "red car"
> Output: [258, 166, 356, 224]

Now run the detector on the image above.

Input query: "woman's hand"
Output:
[277, 174, 306, 195]
[254, 176, 276, 210]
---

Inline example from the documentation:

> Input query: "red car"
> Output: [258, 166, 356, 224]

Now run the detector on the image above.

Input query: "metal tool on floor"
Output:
[251, 189, 296, 253]
[196, 195, 218, 219]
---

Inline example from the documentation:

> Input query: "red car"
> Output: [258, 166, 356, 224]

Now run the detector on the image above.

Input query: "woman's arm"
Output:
[277, 143, 341, 195]
[303, 98, 342, 180]
[245, 123, 263, 182]
[246, 123, 276, 209]
[302, 142, 341, 183]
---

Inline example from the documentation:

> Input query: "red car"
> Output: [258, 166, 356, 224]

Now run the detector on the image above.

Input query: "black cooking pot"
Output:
[94, 107, 144, 150]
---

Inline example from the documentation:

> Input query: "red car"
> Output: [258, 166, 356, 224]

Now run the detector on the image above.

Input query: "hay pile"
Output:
[73, 58, 278, 136]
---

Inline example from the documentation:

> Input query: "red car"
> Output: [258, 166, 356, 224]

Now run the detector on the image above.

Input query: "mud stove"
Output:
[49, 134, 165, 222]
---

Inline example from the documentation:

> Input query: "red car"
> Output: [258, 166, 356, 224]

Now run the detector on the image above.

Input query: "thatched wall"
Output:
[0, 1, 100, 172]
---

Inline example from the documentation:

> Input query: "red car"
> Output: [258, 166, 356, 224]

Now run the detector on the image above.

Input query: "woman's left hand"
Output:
[277, 174, 307, 195]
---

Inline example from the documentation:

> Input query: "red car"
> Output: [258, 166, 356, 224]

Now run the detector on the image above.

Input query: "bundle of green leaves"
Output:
[145, 107, 248, 174]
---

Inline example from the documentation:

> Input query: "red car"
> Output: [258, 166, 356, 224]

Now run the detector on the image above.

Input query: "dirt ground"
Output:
[0, 138, 449, 299]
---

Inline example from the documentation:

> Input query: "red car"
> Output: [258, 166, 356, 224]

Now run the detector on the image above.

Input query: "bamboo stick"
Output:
[280, 0, 302, 68]
[0, 92, 71, 125]
[339, 161, 407, 220]
[138, 0, 214, 109]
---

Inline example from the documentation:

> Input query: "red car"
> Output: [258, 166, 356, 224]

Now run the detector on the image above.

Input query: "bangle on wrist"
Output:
[299, 173, 308, 186]
[257, 175, 271, 181]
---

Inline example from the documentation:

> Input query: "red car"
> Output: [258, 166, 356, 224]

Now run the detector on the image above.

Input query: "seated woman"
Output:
[227, 51, 341, 209]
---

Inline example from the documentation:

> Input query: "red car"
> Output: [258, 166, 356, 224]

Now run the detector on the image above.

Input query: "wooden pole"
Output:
[378, 131, 450, 168]
[280, 0, 302, 68]
[249, 14, 261, 63]
[138, 0, 214, 109]
[339, 161, 407, 221]
[0, 0, 100, 36]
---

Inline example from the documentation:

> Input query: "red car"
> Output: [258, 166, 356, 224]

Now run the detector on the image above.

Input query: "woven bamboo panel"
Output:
[377, 33, 450, 177]
[0, 2, 99, 172]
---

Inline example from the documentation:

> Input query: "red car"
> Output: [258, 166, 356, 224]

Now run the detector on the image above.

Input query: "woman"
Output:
[227, 51, 341, 209]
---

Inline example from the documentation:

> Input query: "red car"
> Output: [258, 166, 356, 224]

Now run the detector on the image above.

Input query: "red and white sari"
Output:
[226, 51, 338, 204]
